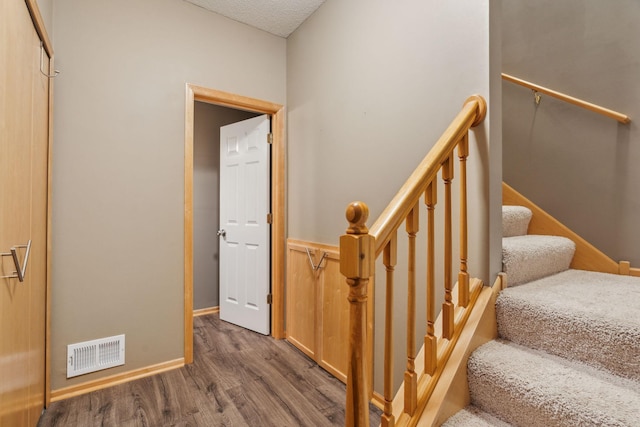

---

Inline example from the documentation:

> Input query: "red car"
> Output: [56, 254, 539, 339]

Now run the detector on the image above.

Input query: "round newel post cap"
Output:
[345, 201, 369, 234]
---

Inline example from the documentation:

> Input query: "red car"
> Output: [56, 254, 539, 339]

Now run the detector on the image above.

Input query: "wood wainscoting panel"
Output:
[286, 240, 349, 382]
[285, 240, 320, 359]
[318, 249, 348, 382]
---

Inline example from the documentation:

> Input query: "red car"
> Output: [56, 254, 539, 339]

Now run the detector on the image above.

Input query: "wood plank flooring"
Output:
[39, 314, 382, 426]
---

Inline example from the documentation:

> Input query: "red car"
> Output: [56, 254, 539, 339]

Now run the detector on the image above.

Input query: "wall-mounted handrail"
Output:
[340, 95, 487, 426]
[502, 73, 631, 124]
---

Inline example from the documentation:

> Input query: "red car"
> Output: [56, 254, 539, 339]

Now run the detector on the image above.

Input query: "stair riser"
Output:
[468, 369, 632, 427]
[502, 206, 532, 238]
[467, 341, 640, 427]
[441, 406, 512, 427]
[502, 235, 575, 286]
[497, 296, 640, 382]
[470, 375, 571, 427]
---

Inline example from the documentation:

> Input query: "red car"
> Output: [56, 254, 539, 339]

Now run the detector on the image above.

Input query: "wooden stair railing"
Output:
[340, 95, 488, 426]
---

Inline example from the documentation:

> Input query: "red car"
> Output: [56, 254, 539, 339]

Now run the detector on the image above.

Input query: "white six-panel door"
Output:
[218, 115, 271, 335]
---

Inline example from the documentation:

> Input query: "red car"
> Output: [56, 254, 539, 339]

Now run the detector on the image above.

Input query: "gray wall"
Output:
[51, 0, 285, 389]
[193, 102, 258, 310]
[503, 0, 640, 266]
[287, 0, 501, 393]
[49, 0, 501, 394]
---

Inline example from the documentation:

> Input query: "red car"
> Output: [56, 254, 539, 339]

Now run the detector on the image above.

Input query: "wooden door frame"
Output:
[184, 84, 286, 363]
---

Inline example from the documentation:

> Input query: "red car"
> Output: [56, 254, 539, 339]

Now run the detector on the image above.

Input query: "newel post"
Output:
[341, 201, 375, 427]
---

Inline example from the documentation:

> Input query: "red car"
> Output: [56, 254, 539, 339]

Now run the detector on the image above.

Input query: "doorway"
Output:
[184, 85, 286, 363]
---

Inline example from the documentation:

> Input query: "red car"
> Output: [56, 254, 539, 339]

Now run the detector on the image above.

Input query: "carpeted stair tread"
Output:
[467, 340, 640, 427]
[497, 269, 640, 381]
[442, 405, 513, 427]
[502, 235, 575, 286]
[502, 206, 532, 237]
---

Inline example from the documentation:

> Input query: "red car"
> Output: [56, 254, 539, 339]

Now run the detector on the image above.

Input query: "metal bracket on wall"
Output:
[532, 89, 542, 105]
[305, 247, 328, 271]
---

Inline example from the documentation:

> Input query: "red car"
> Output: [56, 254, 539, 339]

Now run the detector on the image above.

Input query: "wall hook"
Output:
[532, 90, 541, 105]
[40, 42, 60, 78]
[305, 247, 328, 271]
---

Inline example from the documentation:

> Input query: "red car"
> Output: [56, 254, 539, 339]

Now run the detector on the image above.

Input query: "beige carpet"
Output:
[442, 205, 640, 426]
[502, 235, 575, 286]
[497, 269, 640, 381]
[502, 205, 532, 238]
[465, 340, 640, 426]
[443, 404, 512, 427]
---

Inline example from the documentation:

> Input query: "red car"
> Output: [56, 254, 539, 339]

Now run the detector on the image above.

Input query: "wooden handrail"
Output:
[370, 95, 487, 256]
[340, 95, 487, 426]
[502, 73, 630, 124]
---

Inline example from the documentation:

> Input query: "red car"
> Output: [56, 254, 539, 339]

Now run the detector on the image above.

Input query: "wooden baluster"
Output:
[458, 135, 469, 308]
[424, 182, 437, 376]
[404, 204, 418, 415]
[442, 155, 454, 340]
[340, 202, 375, 427]
[381, 232, 397, 427]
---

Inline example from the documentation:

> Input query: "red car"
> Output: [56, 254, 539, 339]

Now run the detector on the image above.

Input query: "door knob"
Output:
[217, 229, 226, 238]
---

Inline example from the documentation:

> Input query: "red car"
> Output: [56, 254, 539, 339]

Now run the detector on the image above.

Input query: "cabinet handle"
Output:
[305, 247, 328, 271]
[1, 240, 31, 282]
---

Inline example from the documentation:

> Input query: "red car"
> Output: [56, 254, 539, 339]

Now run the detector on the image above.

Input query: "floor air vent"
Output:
[67, 334, 125, 378]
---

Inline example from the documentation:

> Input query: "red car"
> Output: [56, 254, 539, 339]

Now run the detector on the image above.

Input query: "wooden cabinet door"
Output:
[0, 1, 50, 425]
[286, 240, 349, 382]
[318, 257, 349, 381]
[285, 243, 319, 359]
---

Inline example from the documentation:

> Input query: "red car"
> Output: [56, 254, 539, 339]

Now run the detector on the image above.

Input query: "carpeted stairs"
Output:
[443, 205, 640, 426]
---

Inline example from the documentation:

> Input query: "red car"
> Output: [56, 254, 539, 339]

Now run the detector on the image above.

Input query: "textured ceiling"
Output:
[184, 0, 326, 38]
